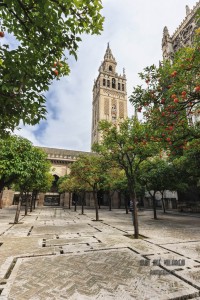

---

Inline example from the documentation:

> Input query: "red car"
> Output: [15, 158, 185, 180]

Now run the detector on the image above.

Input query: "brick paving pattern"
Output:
[0, 207, 199, 299]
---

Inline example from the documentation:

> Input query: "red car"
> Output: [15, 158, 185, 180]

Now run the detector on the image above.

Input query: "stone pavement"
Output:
[0, 207, 199, 300]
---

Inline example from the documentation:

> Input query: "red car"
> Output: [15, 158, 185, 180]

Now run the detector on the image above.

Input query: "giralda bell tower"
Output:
[91, 43, 128, 146]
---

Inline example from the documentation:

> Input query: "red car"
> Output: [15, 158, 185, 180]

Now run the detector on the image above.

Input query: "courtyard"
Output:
[0, 206, 199, 299]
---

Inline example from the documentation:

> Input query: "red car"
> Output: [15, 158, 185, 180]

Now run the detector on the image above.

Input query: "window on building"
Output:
[109, 65, 112, 71]
[103, 78, 106, 86]
[122, 84, 124, 91]
[112, 78, 116, 89]
[107, 80, 110, 87]
[118, 83, 120, 90]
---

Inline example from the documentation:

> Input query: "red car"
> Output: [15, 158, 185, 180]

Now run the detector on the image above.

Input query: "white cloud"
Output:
[14, 0, 198, 151]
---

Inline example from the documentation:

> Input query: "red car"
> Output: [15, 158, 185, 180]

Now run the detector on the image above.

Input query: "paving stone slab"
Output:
[5, 248, 199, 300]
[175, 267, 200, 289]
[0, 207, 200, 299]
[161, 241, 200, 261]
[45, 236, 98, 246]
[31, 224, 99, 235]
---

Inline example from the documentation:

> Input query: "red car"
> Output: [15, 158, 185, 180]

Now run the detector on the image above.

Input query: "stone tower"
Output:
[91, 44, 128, 146]
[162, 1, 200, 60]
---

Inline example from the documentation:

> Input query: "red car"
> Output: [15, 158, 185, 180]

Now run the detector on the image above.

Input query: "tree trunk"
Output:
[130, 192, 139, 239]
[108, 191, 112, 211]
[93, 190, 99, 221]
[160, 191, 166, 213]
[14, 194, 22, 224]
[152, 192, 157, 220]
[0, 190, 3, 209]
[74, 197, 77, 212]
[125, 196, 128, 214]
[69, 192, 71, 209]
[24, 193, 29, 216]
[81, 192, 85, 215]
[98, 197, 101, 209]
[30, 192, 34, 212]
[118, 191, 121, 209]
[33, 192, 37, 209]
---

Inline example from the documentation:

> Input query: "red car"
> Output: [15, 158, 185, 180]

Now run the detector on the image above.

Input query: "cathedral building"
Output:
[91, 44, 127, 145]
[162, 2, 200, 60]
[162, 1, 200, 126]
[1, 3, 199, 209]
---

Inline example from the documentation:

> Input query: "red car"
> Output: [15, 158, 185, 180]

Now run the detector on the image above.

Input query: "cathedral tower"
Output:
[91, 44, 128, 146]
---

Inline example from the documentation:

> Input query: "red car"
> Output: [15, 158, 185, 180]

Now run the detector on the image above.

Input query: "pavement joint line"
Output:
[126, 246, 140, 254]
[155, 244, 195, 259]
[27, 225, 34, 236]
[83, 246, 130, 253]
[141, 238, 200, 267]
[87, 223, 102, 232]
[159, 264, 200, 294]
[0, 224, 15, 236]
[4, 258, 17, 280]
[159, 240, 200, 245]
[100, 221, 128, 233]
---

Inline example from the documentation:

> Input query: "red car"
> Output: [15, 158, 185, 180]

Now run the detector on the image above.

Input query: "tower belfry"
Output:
[91, 44, 128, 146]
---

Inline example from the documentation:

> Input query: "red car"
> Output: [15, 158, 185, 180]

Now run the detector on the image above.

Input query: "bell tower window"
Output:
[118, 83, 120, 90]
[112, 78, 116, 89]
[107, 80, 110, 87]
[122, 84, 124, 91]
[109, 65, 112, 71]
[103, 78, 106, 86]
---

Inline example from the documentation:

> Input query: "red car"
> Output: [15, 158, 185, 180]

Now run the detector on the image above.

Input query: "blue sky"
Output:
[14, 0, 199, 151]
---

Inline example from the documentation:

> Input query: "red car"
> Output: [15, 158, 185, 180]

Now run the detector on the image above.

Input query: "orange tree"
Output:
[172, 139, 200, 202]
[70, 154, 110, 221]
[58, 174, 88, 214]
[92, 117, 160, 238]
[103, 167, 128, 211]
[129, 12, 200, 158]
[12, 146, 52, 222]
[139, 157, 189, 217]
[0, 0, 104, 135]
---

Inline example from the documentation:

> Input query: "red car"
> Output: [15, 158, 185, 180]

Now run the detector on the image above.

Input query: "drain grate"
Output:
[42, 239, 46, 247]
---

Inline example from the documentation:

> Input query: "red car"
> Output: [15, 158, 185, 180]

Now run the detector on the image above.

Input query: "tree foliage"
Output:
[0, 0, 104, 135]
[0, 135, 52, 192]
[14, 146, 52, 194]
[70, 154, 110, 220]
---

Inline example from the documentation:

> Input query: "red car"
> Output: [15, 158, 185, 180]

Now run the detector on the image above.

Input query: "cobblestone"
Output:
[0, 207, 199, 299]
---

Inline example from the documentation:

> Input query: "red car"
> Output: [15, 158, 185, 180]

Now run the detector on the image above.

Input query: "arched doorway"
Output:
[44, 174, 60, 206]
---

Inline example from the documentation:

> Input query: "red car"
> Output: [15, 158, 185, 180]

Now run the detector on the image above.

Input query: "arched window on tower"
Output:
[112, 78, 116, 89]
[122, 84, 124, 91]
[107, 80, 110, 87]
[103, 78, 106, 86]
[109, 65, 112, 71]
[111, 103, 117, 122]
[118, 83, 121, 90]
